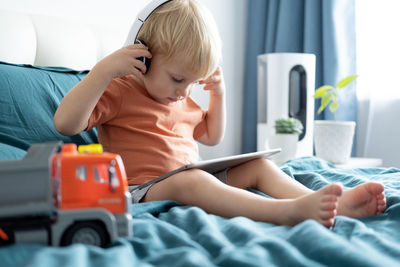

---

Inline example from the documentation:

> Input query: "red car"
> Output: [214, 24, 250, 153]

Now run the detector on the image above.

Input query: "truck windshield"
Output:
[93, 163, 120, 188]
[94, 164, 108, 184]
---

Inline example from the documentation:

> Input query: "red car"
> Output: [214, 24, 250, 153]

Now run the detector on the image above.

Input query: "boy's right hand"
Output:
[94, 44, 152, 80]
[53, 44, 151, 136]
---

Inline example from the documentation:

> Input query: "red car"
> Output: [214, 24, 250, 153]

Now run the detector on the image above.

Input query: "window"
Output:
[93, 163, 120, 188]
[355, 0, 400, 99]
[109, 160, 120, 188]
[94, 164, 108, 184]
[76, 165, 87, 180]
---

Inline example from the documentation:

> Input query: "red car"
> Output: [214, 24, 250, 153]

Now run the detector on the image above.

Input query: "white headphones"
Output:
[124, 0, 172, 46]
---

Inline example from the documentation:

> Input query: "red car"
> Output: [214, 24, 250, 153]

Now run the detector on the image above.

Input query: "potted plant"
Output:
[313, 75, 358, 164]
[267, 117, 303, 165]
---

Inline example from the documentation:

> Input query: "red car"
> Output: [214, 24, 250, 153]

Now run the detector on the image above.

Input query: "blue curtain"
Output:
[241, 0, 357, 153]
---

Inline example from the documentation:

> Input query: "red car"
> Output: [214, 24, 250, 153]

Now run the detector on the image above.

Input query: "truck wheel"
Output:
[61, 222, 109, 247]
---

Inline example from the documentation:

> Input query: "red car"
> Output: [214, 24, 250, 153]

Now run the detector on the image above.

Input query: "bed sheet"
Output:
[1, 156, 400, 267]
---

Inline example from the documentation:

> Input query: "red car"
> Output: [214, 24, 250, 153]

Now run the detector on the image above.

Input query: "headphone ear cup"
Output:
[134, 39, 151, 74]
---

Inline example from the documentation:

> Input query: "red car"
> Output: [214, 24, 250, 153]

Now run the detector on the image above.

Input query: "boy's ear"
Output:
[135, 39, 151, 74]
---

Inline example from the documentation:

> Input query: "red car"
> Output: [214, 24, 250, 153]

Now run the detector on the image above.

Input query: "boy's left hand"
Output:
[199, 66, 225, 96]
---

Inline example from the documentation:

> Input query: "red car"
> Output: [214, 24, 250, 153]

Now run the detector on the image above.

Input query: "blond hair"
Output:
[137, 0, 222, 78]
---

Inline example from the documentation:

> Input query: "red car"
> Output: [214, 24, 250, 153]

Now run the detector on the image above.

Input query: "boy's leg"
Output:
[226, 159, 386, 217]
[225, 158, 313, 199]
[143, 168, 342, 227]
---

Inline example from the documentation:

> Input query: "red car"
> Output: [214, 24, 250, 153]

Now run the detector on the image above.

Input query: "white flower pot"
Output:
[267, 133, 299, 165]
[313, 120, 356, 164]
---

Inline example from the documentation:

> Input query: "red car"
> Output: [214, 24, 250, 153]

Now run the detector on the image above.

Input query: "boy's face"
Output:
[142, 54, 202, 105]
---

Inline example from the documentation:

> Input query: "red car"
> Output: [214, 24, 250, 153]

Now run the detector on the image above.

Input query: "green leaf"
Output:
[317, 93, 331, 114]
[313, 85, 333, 98]
[329, 101, 338, 113]
[317, 104, 325, 114]
[337, 75, 358, 89]
[274, 117, 303, 134]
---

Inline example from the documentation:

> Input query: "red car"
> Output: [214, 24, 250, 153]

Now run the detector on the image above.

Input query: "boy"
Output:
[54, 0, 386, 227]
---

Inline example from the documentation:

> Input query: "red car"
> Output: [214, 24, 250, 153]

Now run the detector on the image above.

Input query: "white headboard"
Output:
[0, 9, 132, 70]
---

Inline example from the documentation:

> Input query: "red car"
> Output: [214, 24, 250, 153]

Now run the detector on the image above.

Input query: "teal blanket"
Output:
[1, 157, 400, 266]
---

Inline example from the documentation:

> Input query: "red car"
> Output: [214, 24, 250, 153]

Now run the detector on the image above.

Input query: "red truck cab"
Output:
[52, 144, 129, 214]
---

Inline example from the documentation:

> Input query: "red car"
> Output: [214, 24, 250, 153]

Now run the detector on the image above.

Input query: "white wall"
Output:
[194, 0, 248, 159]
[0, 0, 248, 159]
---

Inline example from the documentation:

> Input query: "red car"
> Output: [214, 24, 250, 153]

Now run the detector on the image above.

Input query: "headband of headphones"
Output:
[124, 0, 172, 46]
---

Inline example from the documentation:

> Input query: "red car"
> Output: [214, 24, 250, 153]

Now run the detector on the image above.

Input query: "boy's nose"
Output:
[175, 88, 189, 98]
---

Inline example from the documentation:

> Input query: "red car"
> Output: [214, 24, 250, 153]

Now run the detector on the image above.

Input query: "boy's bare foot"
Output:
[337, 182, 386, 218]
[289, 183, 343, 227]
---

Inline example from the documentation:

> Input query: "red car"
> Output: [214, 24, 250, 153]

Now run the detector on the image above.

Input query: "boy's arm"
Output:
[54, 44, 151, 136]
[196, 67, 226, 146]
[53, 67, 112, 136]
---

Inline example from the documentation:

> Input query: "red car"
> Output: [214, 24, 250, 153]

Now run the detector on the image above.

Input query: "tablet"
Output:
[134, 148, 281, 190]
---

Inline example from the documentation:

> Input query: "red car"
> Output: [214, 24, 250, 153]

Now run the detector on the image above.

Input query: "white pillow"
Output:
[32, 14, 97, 70]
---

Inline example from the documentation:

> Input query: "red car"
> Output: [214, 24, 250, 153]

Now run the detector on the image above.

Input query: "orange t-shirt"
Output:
[86, 75, 207, 185]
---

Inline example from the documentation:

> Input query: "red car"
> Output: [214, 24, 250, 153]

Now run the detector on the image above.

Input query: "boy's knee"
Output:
[246, 158, 274, 169]
[169, 169, 211, 193]
[145, 169, 209, 202]
[176, 168, 207, 185]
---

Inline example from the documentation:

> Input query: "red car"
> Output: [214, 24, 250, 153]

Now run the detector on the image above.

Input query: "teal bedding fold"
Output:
[1, 157, 400, 267]
[0, 62, 98, 159]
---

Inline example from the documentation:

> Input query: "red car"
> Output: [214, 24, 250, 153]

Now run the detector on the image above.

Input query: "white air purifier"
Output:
[257, 53, 316, 158]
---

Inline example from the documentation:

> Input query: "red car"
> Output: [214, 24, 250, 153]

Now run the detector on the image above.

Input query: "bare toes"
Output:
[366, 182, 385, 195]
[377, 198, 386, 205]
[323, 183, 343, 196]
[321, 201, 337, 211]
[376, 193, 385, 201]
[378, 202, 386, 213]
[320, 210, 336, 220]
[321, 218, 335, 228]
[321, 194, 339, 202]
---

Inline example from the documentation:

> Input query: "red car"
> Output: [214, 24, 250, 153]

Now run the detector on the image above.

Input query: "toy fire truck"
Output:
[0, 141, 132, 247]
